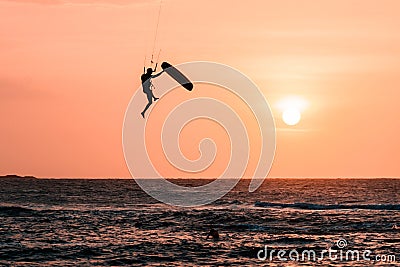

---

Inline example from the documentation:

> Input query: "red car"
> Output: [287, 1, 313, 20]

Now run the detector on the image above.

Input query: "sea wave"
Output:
[0, 205, 37, 215]
[254, 202, 400, 210]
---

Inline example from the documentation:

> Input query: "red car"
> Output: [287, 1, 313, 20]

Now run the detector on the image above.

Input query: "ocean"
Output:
[1, 178, 399, 266]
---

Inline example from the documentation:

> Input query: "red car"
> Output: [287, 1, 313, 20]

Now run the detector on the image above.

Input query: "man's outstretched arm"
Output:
[151, 70, 164, 79]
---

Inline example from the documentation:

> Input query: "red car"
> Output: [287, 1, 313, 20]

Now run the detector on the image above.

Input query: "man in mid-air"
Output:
[140, 67, 164, 118]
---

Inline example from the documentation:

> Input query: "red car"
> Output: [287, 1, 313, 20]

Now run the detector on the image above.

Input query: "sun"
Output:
[276, 96, 307, 126]
[282, 108, 301, 126]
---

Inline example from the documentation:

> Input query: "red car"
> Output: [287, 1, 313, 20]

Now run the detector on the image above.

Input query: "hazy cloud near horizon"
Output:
[1, 0, 153, 6]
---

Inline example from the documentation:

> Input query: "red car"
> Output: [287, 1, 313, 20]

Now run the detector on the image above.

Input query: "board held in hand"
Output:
[161, 62, 193, 91]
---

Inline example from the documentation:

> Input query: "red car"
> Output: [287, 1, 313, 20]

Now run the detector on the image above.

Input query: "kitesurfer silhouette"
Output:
[140, 67, 164, 118]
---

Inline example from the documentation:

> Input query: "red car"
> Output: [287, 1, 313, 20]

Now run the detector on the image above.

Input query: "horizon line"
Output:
[2, 174, 400, 180]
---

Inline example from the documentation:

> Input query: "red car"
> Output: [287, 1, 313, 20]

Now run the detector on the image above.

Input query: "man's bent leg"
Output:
[141, 95, 153, 118]
[151, 91, 159, 101]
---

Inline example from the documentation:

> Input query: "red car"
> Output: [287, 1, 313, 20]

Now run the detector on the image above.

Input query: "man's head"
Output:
[146, 68, 153, 74]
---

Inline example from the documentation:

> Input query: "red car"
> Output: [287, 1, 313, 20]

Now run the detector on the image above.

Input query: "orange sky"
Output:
[1, 0, 399, 178]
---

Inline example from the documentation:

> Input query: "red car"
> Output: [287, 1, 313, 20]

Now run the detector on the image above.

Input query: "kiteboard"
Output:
[161, 62, 193, 91]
